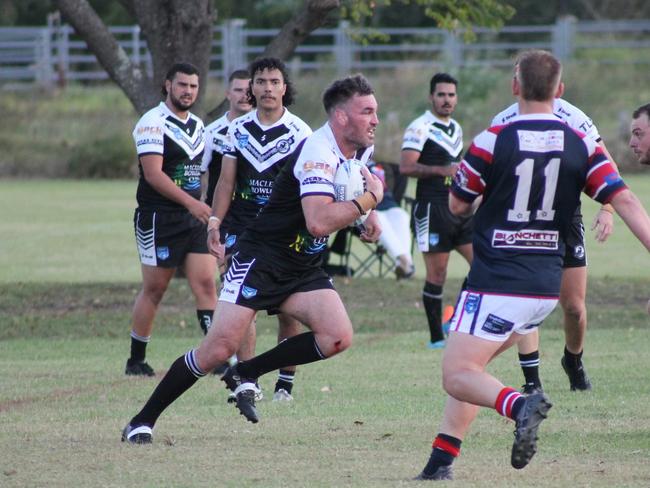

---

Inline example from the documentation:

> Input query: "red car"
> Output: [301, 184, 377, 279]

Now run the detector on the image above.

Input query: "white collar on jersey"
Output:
[158, 101, 192, 123]
[424, 110, 454, 126]
[509, 113, 560, 123]
[252, 107, 290, 130]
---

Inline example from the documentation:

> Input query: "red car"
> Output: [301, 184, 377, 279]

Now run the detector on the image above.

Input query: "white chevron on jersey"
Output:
[226, 108, 312, 173]
[402, 111, 463, 158]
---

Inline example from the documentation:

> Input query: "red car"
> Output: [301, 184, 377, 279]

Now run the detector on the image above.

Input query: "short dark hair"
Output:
[322, 74, 375, 114]
[515, 50, 562, 102]
[228, 69, 250, 83]
[429, 73, 457, 94]
[247, 57, 295, 107]
[633, 103, 650, 120]
[161, 62, 199, 97]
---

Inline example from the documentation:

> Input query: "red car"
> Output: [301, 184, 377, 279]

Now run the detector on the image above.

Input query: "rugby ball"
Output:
[333, 159, 368, 225]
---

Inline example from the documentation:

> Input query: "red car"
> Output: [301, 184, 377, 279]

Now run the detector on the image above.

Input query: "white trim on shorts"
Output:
[414, 202, 431, 252]
[450, 290, 559, 342]
[135, 210, 157, 266]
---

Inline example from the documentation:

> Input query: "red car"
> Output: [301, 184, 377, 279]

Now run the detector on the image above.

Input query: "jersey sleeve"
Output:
[200, 129, 214, 172]
[566, 104, 601, 143]
[401, 118, 426, 152]
[583, 139, 626, 204]
[222, 123, 238, 159]
[133, 112, 164, 156]
[451, 128, 496, 202]
[294, 138, 337, 199]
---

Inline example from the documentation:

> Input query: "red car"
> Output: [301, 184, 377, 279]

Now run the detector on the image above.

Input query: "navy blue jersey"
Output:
[452, 114, 625, 297]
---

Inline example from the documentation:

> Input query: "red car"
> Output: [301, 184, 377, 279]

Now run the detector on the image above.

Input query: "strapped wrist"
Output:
[354, 191, 377, 214]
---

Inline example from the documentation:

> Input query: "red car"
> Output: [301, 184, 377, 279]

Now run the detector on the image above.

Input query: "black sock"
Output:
[129, 331, 150, 362]
[564, 346, 583, 369]
[423, 282, 444, 343]
[236, 332, 325, 379]
[196, 309, 214, 335]
[130, 350, 205, 427]
[423, 434, 462, 475]
[275, 369, 295, 393]
[519, 351, 542, 387]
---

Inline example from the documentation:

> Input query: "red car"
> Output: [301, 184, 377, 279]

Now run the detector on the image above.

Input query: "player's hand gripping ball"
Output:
[333, 159, 368, 226]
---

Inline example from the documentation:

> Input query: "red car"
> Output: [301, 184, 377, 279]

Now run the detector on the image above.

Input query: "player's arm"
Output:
[207, 155, 237, 257]
[199, 134, 213, 202]
[140, 154, 211, 223]
[399, 149, 456, 178]
[608, 189, 650, 252]
[591, 140, 618, 242]
[302, 166, 384, 238]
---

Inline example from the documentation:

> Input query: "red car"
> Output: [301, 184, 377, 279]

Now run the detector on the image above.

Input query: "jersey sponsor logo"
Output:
[302, 160, 335, 176]
[156, 246, 170, 260]
[136, 138, 162, 147]
[137, 125, 163, 135]
[464, 293, 481, 313]
[492, 229, 559, 250]
[303, 176, 331, 186]
[481, 313, 514, 335]
[289, 232, 328, 254]
[517, 130, 564, 153]
[241, 286, 258, 299]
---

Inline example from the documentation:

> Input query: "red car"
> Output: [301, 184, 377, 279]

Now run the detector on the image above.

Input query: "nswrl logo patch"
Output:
[241, 286, 258, 299]
[156, 246, 170, 260]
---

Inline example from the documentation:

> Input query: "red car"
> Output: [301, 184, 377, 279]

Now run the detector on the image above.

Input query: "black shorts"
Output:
[411, 200, 473, 252]
[134, 209, 209, 268]
[563, 214, 587, 268]
[219, 250, 334, 314]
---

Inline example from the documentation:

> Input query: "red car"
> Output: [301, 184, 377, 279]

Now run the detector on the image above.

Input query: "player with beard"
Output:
[122, 74, 383, 442]
[207, 58, 312, 401]
[400, 73, 471, 349]
[125, 63, 217, 376]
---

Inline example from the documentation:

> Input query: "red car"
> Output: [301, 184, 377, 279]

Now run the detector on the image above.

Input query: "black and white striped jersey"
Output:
[133, 102, 205, 211]
[200, 112, 231, 206]
[222, 108, 312, 233]
[402, 111, 463, 204]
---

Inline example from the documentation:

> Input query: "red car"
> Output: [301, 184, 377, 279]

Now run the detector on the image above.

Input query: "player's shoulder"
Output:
[490, 103, 518, 127]
[283, 110, 312, 133]
[136, 103, 167, 128]
[406, 111, 432, 129]
[205, 113, 230, 134]
[230, 110, 255, 129]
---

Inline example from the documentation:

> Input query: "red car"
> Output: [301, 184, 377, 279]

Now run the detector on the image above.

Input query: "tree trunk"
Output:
[55, 0, 157, 114]
[207, 0, 339, 120]
[133, 0, 214, 114]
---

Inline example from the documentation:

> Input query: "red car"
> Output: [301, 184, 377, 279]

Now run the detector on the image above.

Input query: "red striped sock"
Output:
[495, 386, 524, 420]
[432, 435, 461, 457]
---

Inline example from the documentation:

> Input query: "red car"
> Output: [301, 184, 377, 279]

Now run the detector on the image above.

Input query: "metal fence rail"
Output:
[1, 17, 649, 87]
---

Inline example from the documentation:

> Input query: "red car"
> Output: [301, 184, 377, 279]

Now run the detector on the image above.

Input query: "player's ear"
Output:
[511, 74, 519, 96]
[555, 81, 565, 99]
[334, 107, 348, 125]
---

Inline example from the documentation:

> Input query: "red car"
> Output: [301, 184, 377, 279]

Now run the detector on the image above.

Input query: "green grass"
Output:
[1, 176, 649, 283]
[1, 278, 649, 487]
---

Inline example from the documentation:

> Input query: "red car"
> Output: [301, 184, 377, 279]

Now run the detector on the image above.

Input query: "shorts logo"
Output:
[156, 246, 170, 260]
[481, 313, 514, 335]
[573, 245, 585, 259]
[225, 234, 237, 248]
[241, 286, 258, 299]
[429, 233, 440, 246]
[464, 293, 480, 313]
[237, 134, 249, 149]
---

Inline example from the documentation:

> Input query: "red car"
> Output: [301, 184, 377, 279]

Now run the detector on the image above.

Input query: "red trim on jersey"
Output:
[467, 143, 493, 164]
[459, 161, 485, 194]
[487, 125, 506, 135]
[584, 162, 620, 198]
[432, 437, 461, 457]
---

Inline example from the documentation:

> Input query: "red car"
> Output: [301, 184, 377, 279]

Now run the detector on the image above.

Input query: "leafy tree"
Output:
[52, 0, 514, 115]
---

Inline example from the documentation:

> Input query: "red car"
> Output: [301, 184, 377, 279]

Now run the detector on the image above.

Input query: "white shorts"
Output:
[449, 290, 559, 342]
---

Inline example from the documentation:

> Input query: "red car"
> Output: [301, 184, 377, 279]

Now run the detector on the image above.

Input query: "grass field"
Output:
[1, 178, 650, 487]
